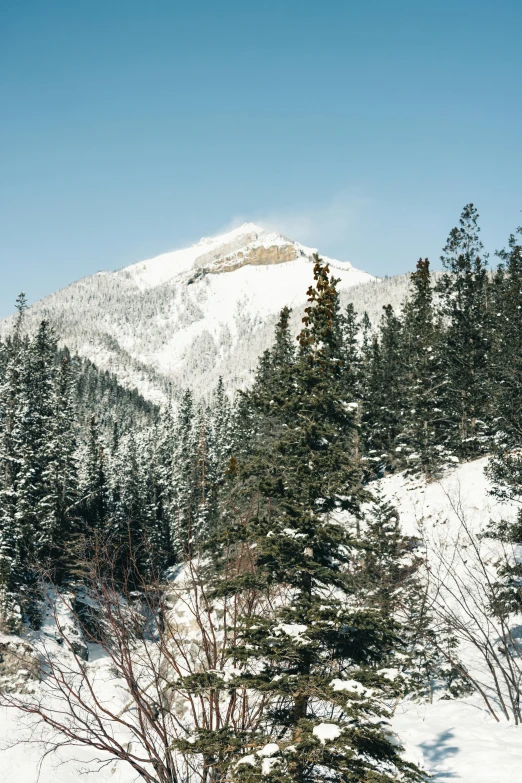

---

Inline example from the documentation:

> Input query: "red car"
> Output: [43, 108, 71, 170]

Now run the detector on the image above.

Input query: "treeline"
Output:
[0, 301, 232, 625]
[362, 204, 522, 475]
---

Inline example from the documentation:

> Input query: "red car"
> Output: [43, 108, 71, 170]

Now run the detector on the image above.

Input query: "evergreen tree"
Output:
[247, 305, 296, 430]
[197, 258, 422, 783]
[140, 424, 173, 576]
[210, 377, 233, 483]
[0, 296, 30, 587]
[150, 402, 177, 564]
[358, 491, 469, 703]
[172, 389, 197, 555]
[109, 431, 149, 579]
[400, 259, 445, 475]
[14, 322, 57, 569]
[480, 229, 522, 621]
[81, 415, 109, 534]
[39, 356, 79, 579]
[490, 227, 522, 443]
[0, 319, 29, 625]
[225, 307, 298, 518]
[191, 405, 217, 544]
[362, 305, 406, 476]
[436, 204, 492, 460]
[340, 303, 362, 398]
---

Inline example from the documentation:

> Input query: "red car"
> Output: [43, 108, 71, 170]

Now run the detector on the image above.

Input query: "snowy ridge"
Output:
[121, 222, 359, 290]
[123, 223, 265, 289]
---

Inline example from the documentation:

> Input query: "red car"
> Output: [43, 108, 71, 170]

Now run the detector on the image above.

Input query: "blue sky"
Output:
[1, 0, 521, 316]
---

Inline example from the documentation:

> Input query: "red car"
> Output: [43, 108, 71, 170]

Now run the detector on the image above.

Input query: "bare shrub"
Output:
[0, 527, 271, 783]
[426, 487, 522, 723]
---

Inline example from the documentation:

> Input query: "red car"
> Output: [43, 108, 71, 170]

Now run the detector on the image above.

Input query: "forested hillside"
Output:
[1, 205, 522, 782]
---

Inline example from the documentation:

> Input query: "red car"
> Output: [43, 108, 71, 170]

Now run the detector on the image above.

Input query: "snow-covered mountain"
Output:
[0, 223, 410, 404]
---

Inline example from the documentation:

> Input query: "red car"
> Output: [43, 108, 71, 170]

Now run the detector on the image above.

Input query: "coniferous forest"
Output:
[2, 205, 522, 782]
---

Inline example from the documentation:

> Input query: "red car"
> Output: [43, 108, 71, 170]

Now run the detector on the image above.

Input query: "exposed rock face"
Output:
[188, 242, 307, 282]
[207, 242, 307, 273]
[67, 635, 89, 661]
[0, 638, 40, 693]
[193, 230, 260, 270]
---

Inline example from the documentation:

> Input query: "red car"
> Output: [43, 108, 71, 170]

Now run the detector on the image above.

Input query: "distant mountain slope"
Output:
[0, 224, 415, 403]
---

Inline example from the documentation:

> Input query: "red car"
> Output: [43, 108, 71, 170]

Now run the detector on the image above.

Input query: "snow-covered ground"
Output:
[394, 695, 522, 782]
[381, 458, 522, 781]
[1, 457, 521, 782]
[0, 704, 135, 782]
[375, 456, 514, 538]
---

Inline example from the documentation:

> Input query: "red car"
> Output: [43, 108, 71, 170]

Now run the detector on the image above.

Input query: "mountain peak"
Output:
[195, 222, 264, 247]
[121, 222, 366, 292]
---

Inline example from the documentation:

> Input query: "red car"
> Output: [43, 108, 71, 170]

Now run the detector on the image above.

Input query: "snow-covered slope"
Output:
[1, 458, 521, 782]
[0, 223, 378, 403]
[376, 458, 522, 782]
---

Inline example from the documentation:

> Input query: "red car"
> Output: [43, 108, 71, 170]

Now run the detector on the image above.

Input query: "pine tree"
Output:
[172, 389, 196, 555]
[198, 258, 423, 783]
[358, 492, 417, 613]
[481, 228, 522, 620]
[191, 405, 217, 544]
[149, 402, 177, 566]
[357, 491, 469, 703]
[247, 305, 296, 433]
[14, 322, 57, 567]
[81, 415, 109, 534]
[400, 259, 445, 475]
[39, 356, 79, 579]
[0, 295, 31, 601]
[140, 424, 173, 577]
[109, 431, 149, 579]
[489, 227, 522, 443]
[362, 305, 406, 476]
[0, 337, 27, 627]
[340, 303, 362, 398]
[436, 204, 492, 460]
[210, 377, 232, 480]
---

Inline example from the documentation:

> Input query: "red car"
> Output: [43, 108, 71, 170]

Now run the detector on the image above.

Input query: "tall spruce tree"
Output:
[490, 227, 522, 443]
[197, 258, 423, 783]
[0, 303, 30, 624]
[485, 224, 522, 615]
[191, 405, 218, 544]
[340, 303, 361, 397]
[140, 424, 174, 576]
[39, 356, 79, 579]
[109, 431, 149, 579]
[363, 305, 406, 476]
[81, 415, 109, 534]
[14, 322, 57, 571]
[400, 259, 445, 475]
[436, 204, 492, 460]
[210, 377, 233, 480]
[172, 389, 197, 555]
